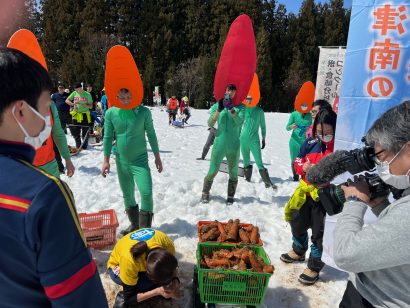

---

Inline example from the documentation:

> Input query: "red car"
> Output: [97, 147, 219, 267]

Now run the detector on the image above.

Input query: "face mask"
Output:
[376, 145, 410, 189]
[318, 134, 334, 143]
[12, 103, 52, 150]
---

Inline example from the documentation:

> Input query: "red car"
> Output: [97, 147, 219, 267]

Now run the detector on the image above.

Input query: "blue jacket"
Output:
[0, 141, 108, 307]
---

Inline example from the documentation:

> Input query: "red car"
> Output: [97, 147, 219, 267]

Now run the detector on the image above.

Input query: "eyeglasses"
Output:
[373, 149, 385, 165]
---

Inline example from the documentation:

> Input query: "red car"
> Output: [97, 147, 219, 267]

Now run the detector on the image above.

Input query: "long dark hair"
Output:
[130, 241, 178, 285]
[312, 108, 337, 137]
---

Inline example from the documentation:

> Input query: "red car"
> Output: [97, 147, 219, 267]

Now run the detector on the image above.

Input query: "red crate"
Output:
[197, 220, 263, 246]
[79, 209, 119, 249]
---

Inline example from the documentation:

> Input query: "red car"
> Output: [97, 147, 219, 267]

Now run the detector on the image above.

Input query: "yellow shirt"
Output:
[107, 228, 175, 286]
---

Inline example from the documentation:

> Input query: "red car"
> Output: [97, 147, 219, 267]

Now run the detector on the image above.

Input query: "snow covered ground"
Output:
[62, 107, 348, 307]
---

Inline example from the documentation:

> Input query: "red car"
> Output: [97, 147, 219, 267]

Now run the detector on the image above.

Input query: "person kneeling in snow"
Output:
[107, 228, 181, 307]
[281, 108, 337, 285]
[101, 88, 163, 234]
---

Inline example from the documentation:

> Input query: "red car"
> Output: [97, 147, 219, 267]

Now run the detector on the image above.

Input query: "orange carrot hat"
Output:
[214, 14, 256, 106]
[104, 45, 143, 110]
[242, 73, 260, 107]
[294, 81, 315, 113]
[7, 29, 48, 70]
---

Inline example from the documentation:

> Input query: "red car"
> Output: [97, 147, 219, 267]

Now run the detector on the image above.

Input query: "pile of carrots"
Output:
[200, 246, 274, 273]
[199, 219, 260, 245]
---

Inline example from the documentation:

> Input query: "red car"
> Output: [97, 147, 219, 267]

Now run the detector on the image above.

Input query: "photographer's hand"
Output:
[341, 176, 371, 203]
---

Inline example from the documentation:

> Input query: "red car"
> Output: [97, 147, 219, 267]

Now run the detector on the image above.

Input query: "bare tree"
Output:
[176, 57, 202, 103]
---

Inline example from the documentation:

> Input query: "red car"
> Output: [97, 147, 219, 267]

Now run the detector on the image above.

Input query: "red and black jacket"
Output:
[294, 137, 335, 183]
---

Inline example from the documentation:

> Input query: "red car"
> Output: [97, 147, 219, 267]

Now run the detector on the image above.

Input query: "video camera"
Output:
[306, 144, 403, 215]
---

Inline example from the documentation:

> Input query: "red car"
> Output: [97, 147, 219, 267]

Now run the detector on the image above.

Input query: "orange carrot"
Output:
[263, 265, 275, 273]
[239, 229, 250, 244]
[237, 259, 247, 271]
[244, 224, 254, 232]
[225, 219, 234, 233]
[250, 226, 259, 244]
[248, 250, 264, 272]
[205, 256, 230, 269]
[227, 219, 240, 241]
[217, 221, 228, 242]
[201, 223, 217, 234]
[202, 228, 220, 241]
[213, 249, 233, 259]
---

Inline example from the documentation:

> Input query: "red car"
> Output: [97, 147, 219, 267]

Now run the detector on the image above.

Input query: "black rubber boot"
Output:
[298, 256, 324, 285]
[244, 165, 253, 182]
[291, 164, 299, 181]
[139, 210, 154, 228]
[201, 177, 213, 203]
[226, 179, 238, 205]
[120, 205, 139, 236]
[259, 168, 277, 189]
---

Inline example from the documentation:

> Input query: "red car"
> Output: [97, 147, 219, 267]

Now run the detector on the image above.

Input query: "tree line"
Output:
[3, 0, 350, 111]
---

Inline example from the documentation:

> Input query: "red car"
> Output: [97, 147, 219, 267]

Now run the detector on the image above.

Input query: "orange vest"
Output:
[169, 99, 178, 110]
[33, 109, 55, 167]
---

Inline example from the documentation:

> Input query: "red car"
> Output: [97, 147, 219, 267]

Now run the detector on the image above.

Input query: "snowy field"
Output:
[62, 107, 348, 307]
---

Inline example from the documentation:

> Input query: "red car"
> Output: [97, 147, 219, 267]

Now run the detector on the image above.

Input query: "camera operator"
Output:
[334, 101, 410, 307]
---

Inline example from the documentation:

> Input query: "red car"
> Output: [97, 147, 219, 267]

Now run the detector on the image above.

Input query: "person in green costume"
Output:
[201, 84, 245, 205]
[35, 102, 75, 178]
[286, 104, 312, 181]
[240, 96, 276, 189]
[101, 88, 163, 233]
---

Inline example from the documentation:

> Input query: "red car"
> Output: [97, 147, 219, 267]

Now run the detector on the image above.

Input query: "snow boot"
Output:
[298, 268, 319, 285]
[120, 205, 139, 236]
[259, 168, 277, 189]
[244, 165, 253, 182]
[201, 178, 213, 203]
[226, 179, 238, 205]
[291, 164, 299, 181]
[280, 249, 306, 263]
[139, 210, 154, 228]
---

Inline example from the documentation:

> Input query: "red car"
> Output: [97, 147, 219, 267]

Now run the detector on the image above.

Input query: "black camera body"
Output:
[318, 173, 391, 215]
[315, 146, 402, 215]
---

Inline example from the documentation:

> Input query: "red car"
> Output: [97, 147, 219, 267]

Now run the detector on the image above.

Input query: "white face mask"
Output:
[376, 145, 410, 189]
[318, 134, 334, 143]
[12, 103, 52, 150]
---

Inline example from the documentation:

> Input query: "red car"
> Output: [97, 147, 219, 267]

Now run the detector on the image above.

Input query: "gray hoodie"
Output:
[334, 188, 410, 307]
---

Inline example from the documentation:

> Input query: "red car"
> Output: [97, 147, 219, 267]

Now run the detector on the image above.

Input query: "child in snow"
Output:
[107, 228, 181, 306]
[101, 88, 163, 233]
[281, 108, 337, 285]
[179, 96, 191, 124]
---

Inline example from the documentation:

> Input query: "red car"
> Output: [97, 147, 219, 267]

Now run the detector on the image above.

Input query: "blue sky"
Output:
[278, 0, 353, 13]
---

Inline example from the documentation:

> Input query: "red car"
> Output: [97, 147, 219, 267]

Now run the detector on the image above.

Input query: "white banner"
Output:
[315, 47, 346, 108]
